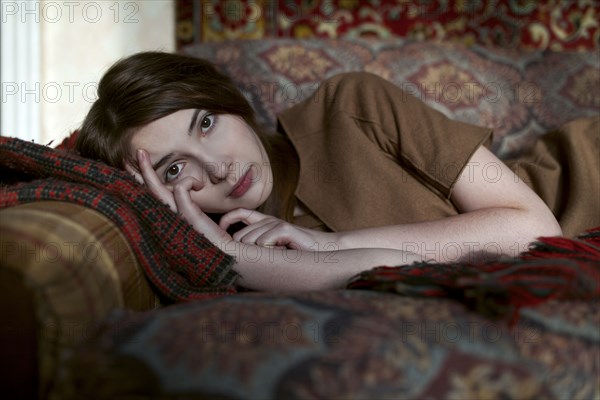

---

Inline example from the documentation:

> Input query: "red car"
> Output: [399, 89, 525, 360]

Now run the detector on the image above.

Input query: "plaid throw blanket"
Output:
[0, 137, 238, 302]
[348, 227, 600, 323]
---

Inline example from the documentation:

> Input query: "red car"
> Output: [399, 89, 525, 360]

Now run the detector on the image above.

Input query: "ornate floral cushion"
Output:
[63, 290, 598, 399]
[182, 38, 600, 158]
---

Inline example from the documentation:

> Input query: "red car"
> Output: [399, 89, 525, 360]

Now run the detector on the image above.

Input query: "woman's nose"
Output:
[206, 160, 233, 184]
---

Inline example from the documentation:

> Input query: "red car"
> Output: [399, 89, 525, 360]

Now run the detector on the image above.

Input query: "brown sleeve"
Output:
[278, 72, 493, 199]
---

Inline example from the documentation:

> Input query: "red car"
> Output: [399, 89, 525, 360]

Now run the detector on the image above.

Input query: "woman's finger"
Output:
[255, 230, 298, 249]
[219, 207, 269, 230]
[136, 149, 177, 211]
[125, 163, 144, 186]
[231, 217, 279, 241]
[234, 220, 281, 244]
[173, 177, 231, 247]
[172, 177, 205, 222]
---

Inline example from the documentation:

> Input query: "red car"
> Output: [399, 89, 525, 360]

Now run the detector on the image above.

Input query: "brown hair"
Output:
[76, 51, 298, 221]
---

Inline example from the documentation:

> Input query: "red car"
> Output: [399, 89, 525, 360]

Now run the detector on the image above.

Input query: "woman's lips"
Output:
[228, 167, 253, 198]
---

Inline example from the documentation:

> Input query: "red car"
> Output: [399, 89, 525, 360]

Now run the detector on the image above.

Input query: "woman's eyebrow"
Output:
[152, 153, 174, 171]
[188, 109, 201, 136]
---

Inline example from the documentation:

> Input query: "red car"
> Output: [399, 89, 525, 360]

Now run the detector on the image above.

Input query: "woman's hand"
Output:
[219, 208, 338, 251]
[128, 149, 234, 251]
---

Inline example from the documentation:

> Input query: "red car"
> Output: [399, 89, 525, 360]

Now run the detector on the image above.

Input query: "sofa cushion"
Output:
[0, 201, 160, 398]
[62, 290, 598, 399]
[181, 38, 600, 158]
[0, 267, 38, 398]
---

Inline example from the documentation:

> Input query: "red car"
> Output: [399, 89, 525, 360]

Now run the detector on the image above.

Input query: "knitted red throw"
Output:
[0, 137, 238, 302]
[348, 227, 600, 323]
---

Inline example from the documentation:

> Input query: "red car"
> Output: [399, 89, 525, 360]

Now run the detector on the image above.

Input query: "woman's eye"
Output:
[165, 162, 185, 182]
[200, 114, 215, 134]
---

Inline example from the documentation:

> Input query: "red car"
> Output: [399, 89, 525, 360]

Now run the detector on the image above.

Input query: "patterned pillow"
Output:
[182, 38, 600, 157]
[62, 290, 599, 399]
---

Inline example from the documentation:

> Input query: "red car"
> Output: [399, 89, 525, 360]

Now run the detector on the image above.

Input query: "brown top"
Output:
[277, 72, 600, 237]
[278, 72, 492, 232]
[503, 116, 600, 237]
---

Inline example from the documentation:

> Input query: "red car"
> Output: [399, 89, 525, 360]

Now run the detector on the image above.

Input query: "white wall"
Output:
[1, 0, 41, 142]
[1, 0, 175, 144]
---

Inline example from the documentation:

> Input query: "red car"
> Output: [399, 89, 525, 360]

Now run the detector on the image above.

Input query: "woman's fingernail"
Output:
[137, 149, 145, 160]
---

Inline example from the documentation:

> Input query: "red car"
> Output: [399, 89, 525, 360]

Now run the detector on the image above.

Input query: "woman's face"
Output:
[129, 109, 273, 213]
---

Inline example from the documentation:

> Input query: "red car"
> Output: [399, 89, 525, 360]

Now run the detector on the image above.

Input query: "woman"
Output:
[76, 51, 599, 291]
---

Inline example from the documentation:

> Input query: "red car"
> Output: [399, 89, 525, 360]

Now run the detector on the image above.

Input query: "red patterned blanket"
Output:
[0, 137, 238, 302]
[1, 136, 598, 320]
[349, 227, 600, 323]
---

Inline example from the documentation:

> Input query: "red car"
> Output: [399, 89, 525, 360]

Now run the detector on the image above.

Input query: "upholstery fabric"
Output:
[63, 290, 599, 399]
[0, 267, 38, 399]
[0, 201, 159, 398]
[176, 0, 600, 51]
[181, 38, 600, 158]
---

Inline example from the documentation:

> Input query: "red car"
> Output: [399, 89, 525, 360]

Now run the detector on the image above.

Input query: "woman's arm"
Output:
[222, 146, 562, 263]
[131, 149, 422, 291]
[168, 180, 423, 291]
[334, 146, 562, 262]
[222, 242, 421, 291]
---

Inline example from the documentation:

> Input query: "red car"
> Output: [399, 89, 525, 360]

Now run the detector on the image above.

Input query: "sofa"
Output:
[1, 38, 599, 399]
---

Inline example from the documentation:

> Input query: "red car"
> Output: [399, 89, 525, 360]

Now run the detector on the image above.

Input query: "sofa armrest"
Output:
[0, 201, 160, 398]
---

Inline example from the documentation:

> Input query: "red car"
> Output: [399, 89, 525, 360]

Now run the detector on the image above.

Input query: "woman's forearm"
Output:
[220, 242, 422, 291]
[334, 207, 562, 263]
